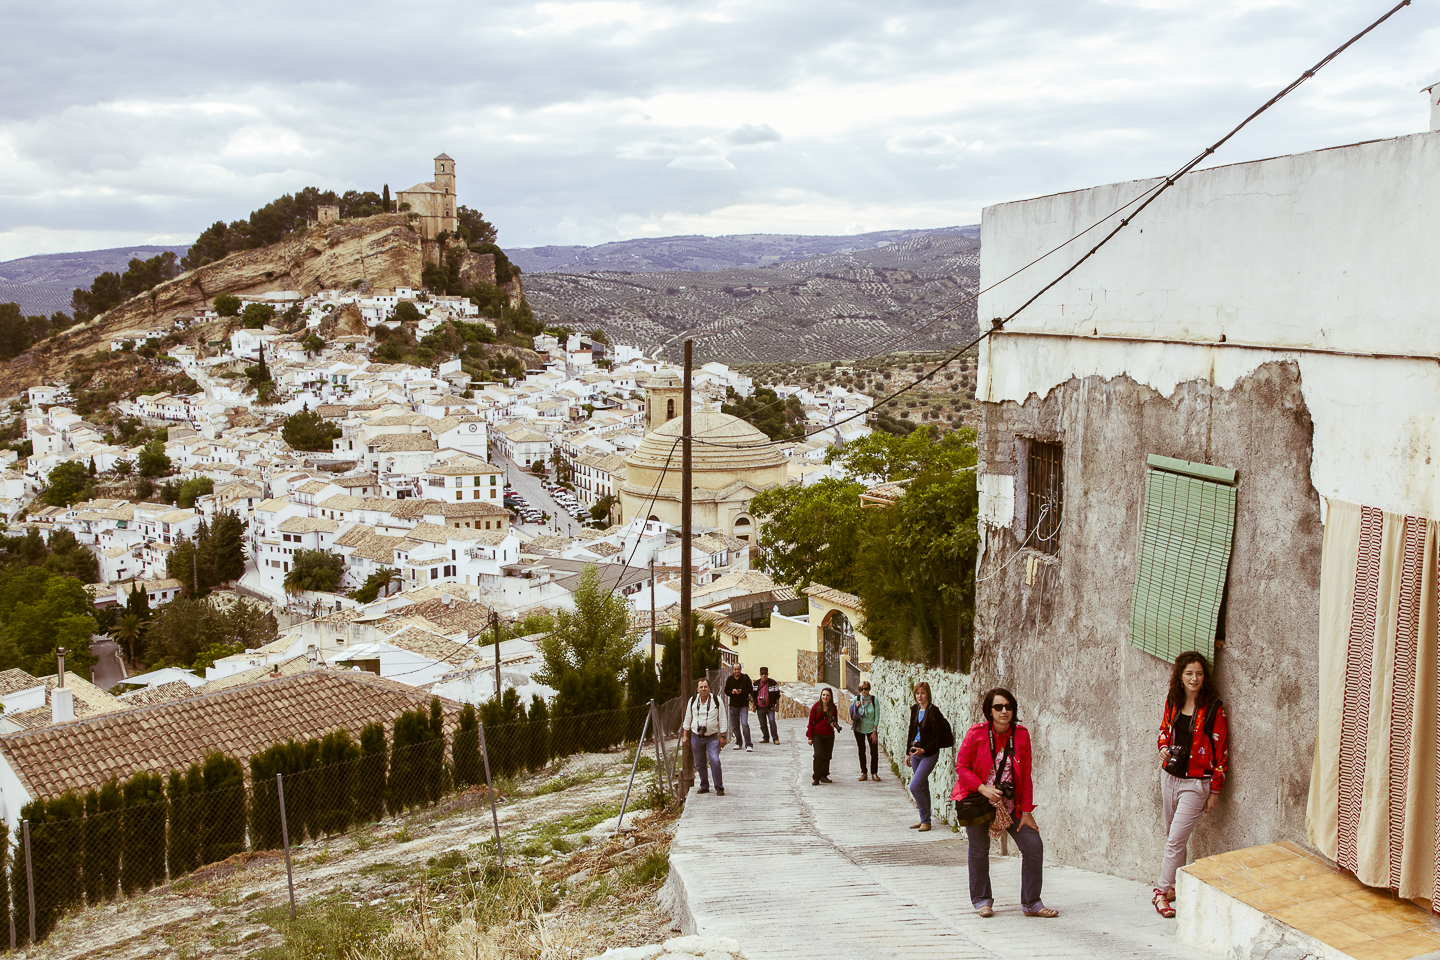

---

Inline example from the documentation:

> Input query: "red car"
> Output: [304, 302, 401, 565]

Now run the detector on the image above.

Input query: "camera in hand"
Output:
[999, 783, 1015, 799]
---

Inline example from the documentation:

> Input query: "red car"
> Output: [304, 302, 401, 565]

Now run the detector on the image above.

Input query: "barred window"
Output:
[1027, 440, 1063, 555]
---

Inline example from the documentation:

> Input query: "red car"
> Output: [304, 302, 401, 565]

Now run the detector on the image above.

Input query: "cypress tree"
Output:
[357, 722, 388, 821]
[527, 694, 551, 771]
[382, 184, 391, 213]
[121, 771, 166, 895]
[82, 781, 122, 905]
[315, 729, 360, 835]
[247, 746, 282, 851]
[23, 792, 83, 943]
[426, 697, 446, 803]
[388, 710, 422, 811]
[200, 753, 246, 864]
[453, 704, 480, 787]
[10, 822, 28, 948]
[167, 765, 204, 877]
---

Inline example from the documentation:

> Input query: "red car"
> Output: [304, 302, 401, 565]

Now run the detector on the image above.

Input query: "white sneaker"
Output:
[746, 746, 753, 752]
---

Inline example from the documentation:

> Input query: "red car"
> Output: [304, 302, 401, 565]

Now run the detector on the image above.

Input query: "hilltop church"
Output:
[396, 154, 459, 251]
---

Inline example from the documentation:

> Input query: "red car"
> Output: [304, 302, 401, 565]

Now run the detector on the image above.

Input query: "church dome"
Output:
[627, 410, 787, 473]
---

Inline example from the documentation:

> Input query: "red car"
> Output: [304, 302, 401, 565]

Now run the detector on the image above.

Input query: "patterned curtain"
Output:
[1307, 499, 1439, 902]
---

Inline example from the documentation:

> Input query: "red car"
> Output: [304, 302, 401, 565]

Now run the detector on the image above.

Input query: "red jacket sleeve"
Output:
[1016, 726, 1035, 813]
[1207, 704, 1229, 794]
[1157, 701, 1174, 756]
[951, 725, 986, 800]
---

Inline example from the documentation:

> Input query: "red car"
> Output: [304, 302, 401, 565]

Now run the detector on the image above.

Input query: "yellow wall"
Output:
[734, 613, 812, 683]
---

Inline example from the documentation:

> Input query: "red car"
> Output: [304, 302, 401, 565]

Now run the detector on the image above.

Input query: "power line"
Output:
[683, 0, 1414, 452]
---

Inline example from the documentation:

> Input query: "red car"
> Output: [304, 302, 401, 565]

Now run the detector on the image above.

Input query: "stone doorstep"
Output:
[1176, 842, 1440, 960]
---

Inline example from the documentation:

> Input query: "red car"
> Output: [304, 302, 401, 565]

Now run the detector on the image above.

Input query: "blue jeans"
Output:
[756, 706, 779, 741]
[728, 705, 752, 748]
[967, 822, 1045, 911]
[692, 734, 723, 791]
[908, 753, 938, 824]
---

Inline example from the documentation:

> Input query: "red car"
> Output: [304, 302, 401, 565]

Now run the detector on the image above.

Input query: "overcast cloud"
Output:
[1, 0, 1437, 260]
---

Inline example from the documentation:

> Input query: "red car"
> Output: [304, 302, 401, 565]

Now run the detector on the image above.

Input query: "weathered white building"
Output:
[972, 123, 1440, 888]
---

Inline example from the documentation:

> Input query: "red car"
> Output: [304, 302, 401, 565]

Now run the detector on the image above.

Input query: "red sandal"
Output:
[1152, 890, 1176, 919]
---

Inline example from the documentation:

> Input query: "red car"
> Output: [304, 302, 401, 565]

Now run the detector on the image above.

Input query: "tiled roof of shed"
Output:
[0, 669, 463, 799]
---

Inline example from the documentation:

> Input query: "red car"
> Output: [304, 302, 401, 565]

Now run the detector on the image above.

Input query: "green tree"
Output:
[176, 476, 214, 508]
[721, 386, 805, 442]
[452, 703, 481, 787]
[137, 437, 170, 477]
[144, 596, 276, 668]
[535, 564, 635, 687]
[301, 332, 324, 354]
[350, 566, 402, 604]
[283, 549, 345, 594]
[242, 302, 275, 329]
[120, 770, 166, 895]
[392, 301, 422, 324]
[356, 721, 388, 821]
[656, 616, 723, 700]
[526, 695, 551, 770]
[167, 764, 205, 876]
[44, 528, 99, 583]
[200, 752, 246, 864]
[213, 293, 242, 316]
[206, 510, 249, 583]
[281, 409, 342, 451]
[456, 205, 497, 245]
[0, 568, 98, 677]
[748, 478, 866, 593]
[42, 460, 90, 506]
[82, 780, 123, 904]
[114, 612, 144, 669]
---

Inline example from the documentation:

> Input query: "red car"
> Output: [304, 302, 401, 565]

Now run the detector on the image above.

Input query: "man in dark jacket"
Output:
[723, 661, 755, 751]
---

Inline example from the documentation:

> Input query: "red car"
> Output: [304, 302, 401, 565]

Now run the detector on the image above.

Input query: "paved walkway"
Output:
[665, 718, 1213, 959]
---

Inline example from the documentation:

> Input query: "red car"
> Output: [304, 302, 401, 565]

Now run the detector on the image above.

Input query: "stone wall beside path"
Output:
[870, 658, 973, 826]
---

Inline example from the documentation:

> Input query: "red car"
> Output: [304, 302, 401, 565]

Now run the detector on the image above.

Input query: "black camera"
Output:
[999, 783, 1014, 799]
[696, 726, 708, 736]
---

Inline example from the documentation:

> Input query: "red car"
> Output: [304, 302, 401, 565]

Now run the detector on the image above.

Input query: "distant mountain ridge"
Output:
[0, 245, 191, 316]
[508, 226, 979, 275]
[523, 230, 982, 364]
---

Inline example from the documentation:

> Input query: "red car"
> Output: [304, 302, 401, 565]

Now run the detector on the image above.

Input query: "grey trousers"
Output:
[1158, 770, 1209, 892]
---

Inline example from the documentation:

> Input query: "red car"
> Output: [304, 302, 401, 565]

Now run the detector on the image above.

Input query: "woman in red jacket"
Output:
[807, 687, 841, 786]
[952, 688, 1057, 918]
[1153, 651, 1229, 918]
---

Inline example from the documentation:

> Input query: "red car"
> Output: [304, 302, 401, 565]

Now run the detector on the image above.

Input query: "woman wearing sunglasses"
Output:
[953, 688, 1057, 918]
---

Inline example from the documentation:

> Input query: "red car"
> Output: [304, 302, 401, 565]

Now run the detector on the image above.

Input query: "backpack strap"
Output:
[1203, 699, 1224, 740]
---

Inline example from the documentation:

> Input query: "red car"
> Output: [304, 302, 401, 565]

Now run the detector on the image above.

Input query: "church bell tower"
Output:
[643, 372, 684, 434]
[434, 153, 457, 232]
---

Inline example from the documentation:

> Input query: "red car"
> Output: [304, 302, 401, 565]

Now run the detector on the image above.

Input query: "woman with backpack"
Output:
[953, 687, 1056, 918]
[852, 681, 880, 781]
[807, 686, 841, 785]
[1152, 651, 1229, 918]
[905, 681, 950, 831]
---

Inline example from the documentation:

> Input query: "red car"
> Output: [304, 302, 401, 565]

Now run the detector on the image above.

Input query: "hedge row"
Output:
[6, 697, 650, 945]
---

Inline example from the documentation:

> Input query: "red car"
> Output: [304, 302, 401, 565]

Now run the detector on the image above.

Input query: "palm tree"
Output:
[114, 612, 143, 669]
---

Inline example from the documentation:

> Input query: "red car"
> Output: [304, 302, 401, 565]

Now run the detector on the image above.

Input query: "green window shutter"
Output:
[1128, 457, 1237, 663]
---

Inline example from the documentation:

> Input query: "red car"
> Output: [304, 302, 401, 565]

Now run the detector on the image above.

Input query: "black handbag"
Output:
[952, 726, 1016, 827]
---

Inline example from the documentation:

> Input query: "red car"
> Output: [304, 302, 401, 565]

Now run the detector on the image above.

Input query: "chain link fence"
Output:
[2, 697, 681, 947]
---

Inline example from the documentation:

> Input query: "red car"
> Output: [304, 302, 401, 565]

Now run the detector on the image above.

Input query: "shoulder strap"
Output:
[1203, 699, 1224, 739]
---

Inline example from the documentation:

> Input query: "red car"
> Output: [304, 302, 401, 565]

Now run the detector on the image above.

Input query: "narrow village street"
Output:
[494, 449, 581, 536]
[666, 718, 1209, 960]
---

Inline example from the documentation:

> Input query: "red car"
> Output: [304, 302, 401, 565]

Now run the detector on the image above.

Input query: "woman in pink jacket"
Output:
[952, 688, 1057, 918]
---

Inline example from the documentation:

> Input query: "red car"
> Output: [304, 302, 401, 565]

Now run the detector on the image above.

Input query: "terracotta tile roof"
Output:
[407, 522, 451, 544]
[380, 627, 478, 662]
[0, 669, 43, 696]
[441, 501, 507, 519]
[278, 516, 340, 534]
[6, 674, 128, 731]
[317, 494, 366, 511]
[372, 433, 438, 452]
[117, 681, 195, 707]
[391, 498, 443, 520]
[197, 655, 312, 694]
[802, 583, 862, 610]
[426, 455, 499, 476]
[333, 474, 378, 488]
[350, 533, 412, 563]
[0, 669, 464, 799]
[333, 523, 376, 547]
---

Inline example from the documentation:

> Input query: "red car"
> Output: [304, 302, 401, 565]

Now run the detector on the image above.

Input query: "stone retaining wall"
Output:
[870, 658, 974, 825]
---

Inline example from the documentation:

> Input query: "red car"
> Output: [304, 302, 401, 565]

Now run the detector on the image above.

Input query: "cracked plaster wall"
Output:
[972, 361, 1322, 884]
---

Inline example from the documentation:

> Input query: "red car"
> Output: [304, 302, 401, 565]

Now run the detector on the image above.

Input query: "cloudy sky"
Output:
[2, 0, 1437, 260]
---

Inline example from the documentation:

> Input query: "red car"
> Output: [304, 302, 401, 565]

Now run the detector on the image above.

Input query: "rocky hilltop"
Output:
[0, 214, 520, 399]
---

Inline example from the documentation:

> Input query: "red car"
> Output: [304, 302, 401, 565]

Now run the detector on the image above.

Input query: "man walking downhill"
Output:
[755, 667, 781, 744]
[723, 662, 755, 752]
[683, 678, 728, 795]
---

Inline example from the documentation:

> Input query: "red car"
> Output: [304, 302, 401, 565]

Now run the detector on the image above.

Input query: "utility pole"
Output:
[679, 339, 694, 795]
[649, 555, 656, 662]
[492, 611, 502, 700]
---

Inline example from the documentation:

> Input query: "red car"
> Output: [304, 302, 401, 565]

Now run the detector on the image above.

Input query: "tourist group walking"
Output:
[683, 650, 1228, 924]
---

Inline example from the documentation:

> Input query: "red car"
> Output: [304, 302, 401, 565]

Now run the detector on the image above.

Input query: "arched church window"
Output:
[667, 399, 675, 420]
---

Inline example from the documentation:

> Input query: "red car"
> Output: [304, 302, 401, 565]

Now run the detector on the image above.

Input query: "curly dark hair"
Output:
[1167, 651, 1218, 709]
[981, 687, 1019, 722]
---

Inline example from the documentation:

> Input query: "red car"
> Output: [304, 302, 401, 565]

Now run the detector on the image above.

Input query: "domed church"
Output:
[619, 373, 787, 541]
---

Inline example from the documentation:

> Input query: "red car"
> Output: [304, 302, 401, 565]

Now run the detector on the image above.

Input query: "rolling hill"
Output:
[0, 245, 191, 316]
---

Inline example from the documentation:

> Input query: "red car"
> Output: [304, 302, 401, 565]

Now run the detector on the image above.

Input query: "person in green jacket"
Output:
[851, 682, 881, 781]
